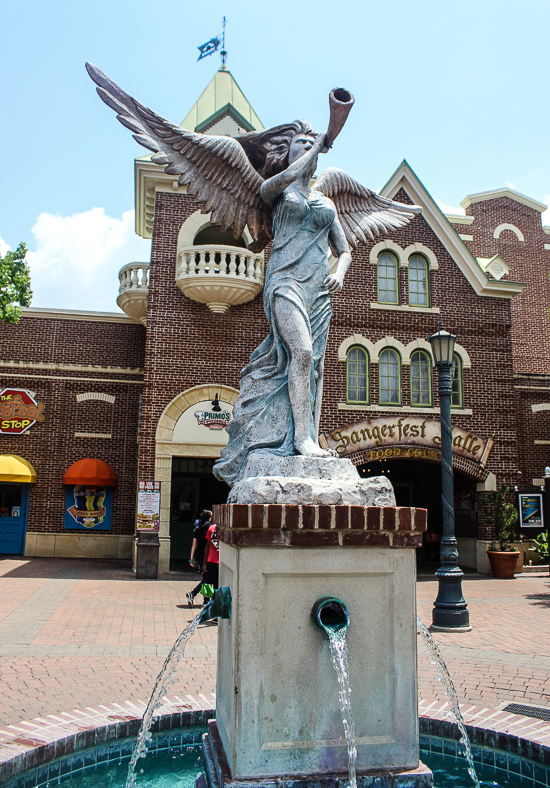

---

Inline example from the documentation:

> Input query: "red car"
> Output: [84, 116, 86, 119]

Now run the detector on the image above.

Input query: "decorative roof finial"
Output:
[220, 17, 227, 68]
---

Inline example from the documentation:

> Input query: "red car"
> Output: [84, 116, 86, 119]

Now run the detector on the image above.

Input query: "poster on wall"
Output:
[64, 485, 113, 530]
[137, 481, 160, 531]
[518, 494, 544, 529]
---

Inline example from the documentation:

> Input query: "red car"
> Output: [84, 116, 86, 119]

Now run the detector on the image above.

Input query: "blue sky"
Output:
[2, 0, 550, 311]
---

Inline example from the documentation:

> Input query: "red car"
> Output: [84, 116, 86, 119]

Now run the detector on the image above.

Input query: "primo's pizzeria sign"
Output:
[0, 388, 45, 435]
[323, 415, 494, 469]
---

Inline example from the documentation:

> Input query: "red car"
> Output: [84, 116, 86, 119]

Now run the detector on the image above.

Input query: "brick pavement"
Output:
[0, 557, 548, 728]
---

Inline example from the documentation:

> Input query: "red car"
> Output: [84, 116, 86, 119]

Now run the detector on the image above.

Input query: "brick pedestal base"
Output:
[213, 503, 427, 548]
[201, 503, 429, 786]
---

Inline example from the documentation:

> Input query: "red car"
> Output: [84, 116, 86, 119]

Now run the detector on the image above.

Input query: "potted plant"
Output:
[481, 483, 519, 578]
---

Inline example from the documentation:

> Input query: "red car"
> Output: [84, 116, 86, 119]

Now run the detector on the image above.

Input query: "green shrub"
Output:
[480, 483, 519, 551]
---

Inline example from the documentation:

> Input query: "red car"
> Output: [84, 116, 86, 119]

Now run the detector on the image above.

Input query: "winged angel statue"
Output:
[87, 64, 421, 486]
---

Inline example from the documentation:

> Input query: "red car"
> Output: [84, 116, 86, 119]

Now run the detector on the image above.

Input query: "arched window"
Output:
[193, 225, 247, 248]
[379, 349, 401, 405]
[451, 354, 463, 408]
[346, 346, 369, 404]
[408, 255, 429, 307]
[377, 252, 399, 304]
[410, 350, 432, 406]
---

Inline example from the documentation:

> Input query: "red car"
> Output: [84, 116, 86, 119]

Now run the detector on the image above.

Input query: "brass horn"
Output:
[322, 87, 355, 153]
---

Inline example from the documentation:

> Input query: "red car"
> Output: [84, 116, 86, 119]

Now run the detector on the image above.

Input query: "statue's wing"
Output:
[313, 167, 421, 250]
[86, 63, 271, 251]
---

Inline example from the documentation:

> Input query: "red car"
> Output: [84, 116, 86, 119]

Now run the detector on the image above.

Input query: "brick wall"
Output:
[0, 316, 145, 536]
[450, 194, 550, 494]
[451, 197, 550, 376]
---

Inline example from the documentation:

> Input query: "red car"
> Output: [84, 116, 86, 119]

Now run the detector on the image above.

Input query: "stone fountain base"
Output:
[195, 502, 432, 788]
[227, 454, 396, 506]
[198, 720, 434, 788]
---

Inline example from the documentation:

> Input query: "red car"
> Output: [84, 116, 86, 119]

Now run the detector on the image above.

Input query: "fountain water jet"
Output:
[312, 598, 357, 788]
[417, 617, 480, 788]
[125, 589, 231, 788]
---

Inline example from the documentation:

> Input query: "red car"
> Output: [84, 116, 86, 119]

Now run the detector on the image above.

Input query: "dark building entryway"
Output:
[356, 457, 477, 566]
[169, 457, 229, 569]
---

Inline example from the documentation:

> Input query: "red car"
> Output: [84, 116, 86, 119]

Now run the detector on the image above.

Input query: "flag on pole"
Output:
[197, 36, 222, 61]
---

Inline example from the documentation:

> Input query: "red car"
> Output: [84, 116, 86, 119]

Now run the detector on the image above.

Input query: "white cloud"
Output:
[24, 208, 151, 312]
[0, 235, 11, 256]
[434, 198, 465, 216]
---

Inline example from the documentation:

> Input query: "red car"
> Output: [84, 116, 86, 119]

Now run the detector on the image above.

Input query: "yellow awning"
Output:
[0, 454, 37, 483]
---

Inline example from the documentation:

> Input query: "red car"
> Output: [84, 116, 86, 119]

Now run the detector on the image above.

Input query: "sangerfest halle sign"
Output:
[323, 415, 494, 470]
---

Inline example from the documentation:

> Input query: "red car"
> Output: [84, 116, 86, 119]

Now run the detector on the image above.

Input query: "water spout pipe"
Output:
[311, 596, 350, 637]
[198, 586, 232, 624]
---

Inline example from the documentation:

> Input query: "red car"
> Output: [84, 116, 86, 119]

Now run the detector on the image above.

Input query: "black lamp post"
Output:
[429, 324, 471, 632]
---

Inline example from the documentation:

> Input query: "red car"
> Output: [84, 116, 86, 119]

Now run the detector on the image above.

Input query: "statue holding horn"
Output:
[86, 67, 421, 485]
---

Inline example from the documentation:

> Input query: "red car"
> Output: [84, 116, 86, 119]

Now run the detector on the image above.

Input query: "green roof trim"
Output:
[180, 67, 263, 133]
[195, 102, 256, 133]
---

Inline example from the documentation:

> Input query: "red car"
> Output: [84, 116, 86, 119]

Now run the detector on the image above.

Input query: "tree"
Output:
[0, 243, 32, 323]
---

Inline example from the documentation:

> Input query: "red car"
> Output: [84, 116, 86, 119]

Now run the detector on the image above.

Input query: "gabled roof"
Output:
[380, 161, 525, 300]
[134, 67, 263, 238]
[180, 66, 263, 133]
[460, 187, 546, 214]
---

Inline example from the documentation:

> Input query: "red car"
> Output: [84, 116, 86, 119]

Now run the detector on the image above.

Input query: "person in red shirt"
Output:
[202, 521, 219, 592]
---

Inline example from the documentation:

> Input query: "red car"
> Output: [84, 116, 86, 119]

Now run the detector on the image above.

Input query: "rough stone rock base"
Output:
[197, 722, 434, 788]
[227, 454, 395, 506]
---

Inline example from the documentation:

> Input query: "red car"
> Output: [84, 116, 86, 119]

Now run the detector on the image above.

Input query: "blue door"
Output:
[0, 483, 29, 554]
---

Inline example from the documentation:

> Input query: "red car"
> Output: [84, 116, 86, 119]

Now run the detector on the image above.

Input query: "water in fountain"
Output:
[125, 614, 201, 788]
[416, 616, 480, 788]
[326, 627, 358, 788]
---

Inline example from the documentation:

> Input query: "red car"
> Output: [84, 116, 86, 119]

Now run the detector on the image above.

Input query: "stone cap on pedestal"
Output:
[212, 503, 427, 548]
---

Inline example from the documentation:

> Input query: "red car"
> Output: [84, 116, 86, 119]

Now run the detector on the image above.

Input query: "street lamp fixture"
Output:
[428, 322, 471, 631]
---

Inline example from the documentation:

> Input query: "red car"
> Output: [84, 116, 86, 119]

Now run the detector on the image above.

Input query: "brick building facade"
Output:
[1, 67, 547, 572]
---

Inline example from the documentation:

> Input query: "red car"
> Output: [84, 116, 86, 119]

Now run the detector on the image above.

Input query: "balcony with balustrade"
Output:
[117, 262, 150, 325]
[176, 244, 264, 314]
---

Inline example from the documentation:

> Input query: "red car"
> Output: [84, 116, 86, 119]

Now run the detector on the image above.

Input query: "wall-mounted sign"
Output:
[324, 416, 494, 469]
[194, 409, 232, 430]
[0, 388, 45, 435]
[518, 493, 544, 529]
[64, 485, 112, 530]
[361, 445, 442, 464]
[172, 400, 233, 446]
[137, 480, 160, 531]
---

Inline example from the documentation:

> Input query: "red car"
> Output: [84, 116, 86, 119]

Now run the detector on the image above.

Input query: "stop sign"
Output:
[0, 388, 45, 435]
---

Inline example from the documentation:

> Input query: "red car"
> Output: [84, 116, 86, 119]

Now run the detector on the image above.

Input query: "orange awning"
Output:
[0, 454, 37, 483]
[63, 458, 118, 486]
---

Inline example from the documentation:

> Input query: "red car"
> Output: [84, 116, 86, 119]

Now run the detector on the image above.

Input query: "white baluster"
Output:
[229, 253, 237, 276]
[198, 252, 207, 274]
[237, 255, 245, 277]
[131, 266, 139, 287]
[143, 267, 149, 287]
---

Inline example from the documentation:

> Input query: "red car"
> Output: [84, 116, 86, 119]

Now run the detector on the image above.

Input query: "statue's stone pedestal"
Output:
[227, 455, 396, 506]
[198, 503, 431, 788]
